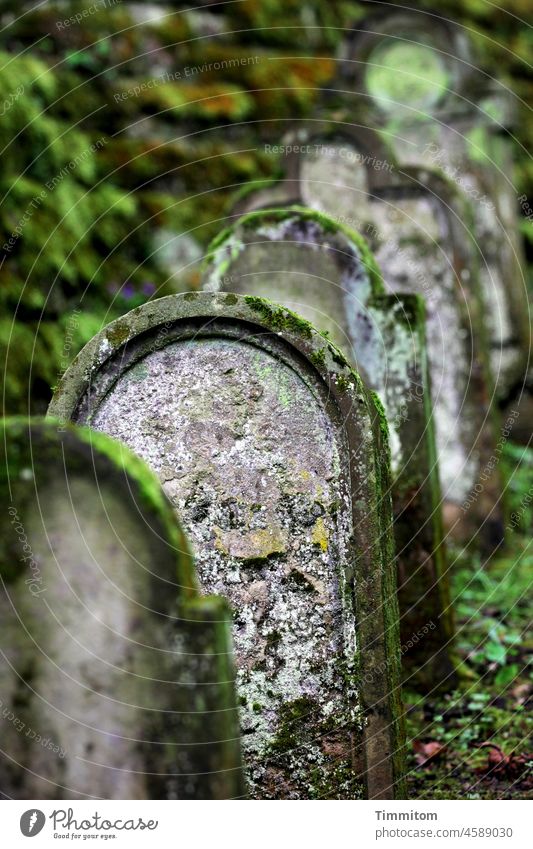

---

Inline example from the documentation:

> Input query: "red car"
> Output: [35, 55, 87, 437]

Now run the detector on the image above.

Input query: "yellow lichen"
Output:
[311, 517, 329, 552]
[217, 527, 287, 561]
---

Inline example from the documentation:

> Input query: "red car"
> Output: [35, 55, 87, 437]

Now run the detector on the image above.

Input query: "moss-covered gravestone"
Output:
[49, 292, 405, 800]
[202, 208, 457, 689]
[234, 138, 505, 552]
[0, 418, 244, 800]
[341, 6, 530, 396]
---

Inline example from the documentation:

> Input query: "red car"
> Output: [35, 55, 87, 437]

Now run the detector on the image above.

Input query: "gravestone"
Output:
[340, 6, 530, 396]
[49, 292, 405, 800]
[233, 136, 505, 552]
[202, 208, 457, 689]
[0, 418, 244, 800]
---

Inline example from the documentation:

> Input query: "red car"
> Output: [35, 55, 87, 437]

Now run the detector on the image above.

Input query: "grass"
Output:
[404, 442, 533, 799]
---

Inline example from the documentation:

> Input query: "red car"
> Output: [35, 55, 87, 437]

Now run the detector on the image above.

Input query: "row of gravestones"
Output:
[257, 6, 529, 445]
[50, 292, 407, 801]
[0, 228, 515, 799]
[233, 5, 530, 405]
[0, 246, 509, 802]
[2, 294, 405, 800]
[2, 9, 529, 801]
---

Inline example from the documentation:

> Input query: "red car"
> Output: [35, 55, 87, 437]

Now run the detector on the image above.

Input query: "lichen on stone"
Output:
[86, 334, 363, 798]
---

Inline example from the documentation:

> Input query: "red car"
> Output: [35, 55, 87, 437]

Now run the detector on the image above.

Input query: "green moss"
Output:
[370, 390, 391, 447]
[371, 293, 426, 329]
[205, 206, 385, 297]
[229, 176, 282, 209]
[266, 629, 282, 648]
[284, 569, 316, 593]
[282, 311, 314, 339]
[266, 689, 364, 798]
[334, 374, 352, 393]
[129, 80, 255, 122]
[330, 346, 351, 371]
[307, 762, 365, 800]
[367, 389, 407, 797]
[244, 295, 313, 339]
[0, 418, 197, 595]
[335, 654, 362, 694]
[105, 319, 133, 350]
[310, 347, 326, 368]
[269, 696, 317, 754]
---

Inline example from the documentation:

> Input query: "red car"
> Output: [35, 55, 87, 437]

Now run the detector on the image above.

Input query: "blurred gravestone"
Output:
[49, 292, 405, 800]
[0, 418, 244, 800]
[203, 208, 457, 689]
[340, 6, 530, 397]
[234, 136, 505, 552]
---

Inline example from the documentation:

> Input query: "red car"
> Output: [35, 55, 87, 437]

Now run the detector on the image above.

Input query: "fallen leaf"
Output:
[413, 740, 445, 765]
[475, 743, 532, 779]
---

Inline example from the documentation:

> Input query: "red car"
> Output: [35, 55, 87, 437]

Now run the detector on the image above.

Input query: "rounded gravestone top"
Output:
[0, 418, 205, 800]
[1, 417, 195, 597]
[341, 7, 480, 120]
[365, 41, 452, 116]
[48, 291, 378, 431]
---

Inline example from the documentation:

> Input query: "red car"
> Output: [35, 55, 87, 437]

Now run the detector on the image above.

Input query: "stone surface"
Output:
[0, 418, 244, 800]
[49, 292, 405, 800]
[203, 209, 457, 689]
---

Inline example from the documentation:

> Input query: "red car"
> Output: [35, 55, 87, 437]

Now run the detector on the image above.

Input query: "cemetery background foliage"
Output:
[0, 0, 532, 800]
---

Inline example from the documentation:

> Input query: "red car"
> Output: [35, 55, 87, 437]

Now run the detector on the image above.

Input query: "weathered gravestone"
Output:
[0, 418, 244, 800]
[234, 136, 505, 552]
[49, 292, 405, 800]
[202, 208, 457, 690]
[340, 5, 530, 396]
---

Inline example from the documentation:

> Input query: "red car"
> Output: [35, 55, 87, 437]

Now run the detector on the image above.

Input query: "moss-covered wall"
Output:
[1, 0, 530, 414]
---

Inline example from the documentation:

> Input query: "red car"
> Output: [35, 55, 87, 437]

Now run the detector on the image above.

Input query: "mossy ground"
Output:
[404, 444, 533, 800]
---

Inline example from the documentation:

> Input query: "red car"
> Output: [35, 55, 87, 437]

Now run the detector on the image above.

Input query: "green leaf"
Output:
[485, 641, 507, 664]
[494, 664, 519, 689]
